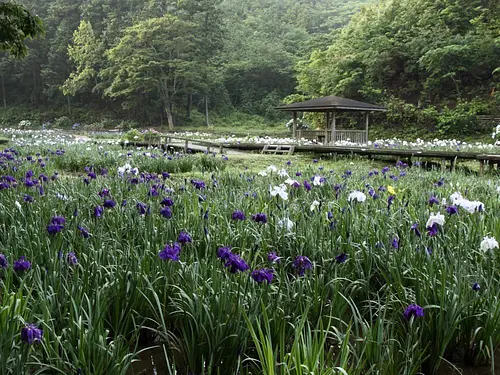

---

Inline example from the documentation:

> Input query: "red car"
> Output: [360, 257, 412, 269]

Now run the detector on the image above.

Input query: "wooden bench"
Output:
[477, 155, 500, 176]
[261, 144, 295, 155]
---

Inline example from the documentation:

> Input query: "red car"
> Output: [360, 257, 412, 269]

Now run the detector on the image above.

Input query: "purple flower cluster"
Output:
[251, 213, 267, 224]
[0, 253, 8, 268]
[268, 252, 281, 264]
[21, 324, 43, 345]
[293, 255, 312, 276]
[13, 256, 31, 272]
[159, 242, 181, 261]
[191, 179, 206, 190]
[47, 216, 65, 235]
[217, 247, 249, 273]
[232, 210, 246, 221]
[410, 223, 421, 237]
[66, 252, 78, 266]
[251, 268, 274, 284]
[403, 304, 424, 320]
[178, 231, 192, 244]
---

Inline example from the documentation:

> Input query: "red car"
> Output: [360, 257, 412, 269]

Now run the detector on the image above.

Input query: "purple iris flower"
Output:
[251, 268, 274, 284]
[20, 324, 43, 345]
[382, 167, 389, 174]
[217, 246, 233, 260]
[268, 252, 281, 264]
[232, 210, 246, 220]
[77, 226, 90, 238]
[446, 205, 458, 215]
[335, 253, 348, 263]
[0, 253, 7, 268]
[434, 178, 445, 187]
[388, 195, 395, 210]
[103, 199, 116, 209]
[251, 213, 268, 224]
[427, 223, 439, 237]
[472, 282, 480, 291]
[66, 252, 78, 265]
[392, 238, 399, 249]
[24, 194, 34, 203]
[25, 179, 37, 188]
[223, 253, 249, 273]
[98, 189, 110, 197]
[88, 172, 97, 179]
[162, 172, 170, 179]
[293, 255, 312, 276]
[121, 200, 127, 207]
[13, 256, 31, 272]
[94, 206, 104, 218]
[148, 187, 159, 197]
[191, 179, 206, 190]
[178, 231, 192, 244]
[429, 196, 440, 205]
[410, 223, 421, 237]
[159, 242, 181, 261]
[403, 304, 424, 320]
[136, 202, 148, 215]
[161, 197, 174, 207]
[303, 180, 311, 191]
[296, 172, 302, 177]
[47, 216, 65, 234]
[160, 206, 172, 218]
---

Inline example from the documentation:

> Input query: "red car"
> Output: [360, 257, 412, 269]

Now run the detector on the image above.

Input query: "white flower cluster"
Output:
[480, 236, 499, 252]
[117, 163, 139, 177]
[491, 124, 500, 140]
[449, 192, 484, 213]
[426, 212, 445, 227]
[18, 120, 32, 129]
[347, 191, 366, 203]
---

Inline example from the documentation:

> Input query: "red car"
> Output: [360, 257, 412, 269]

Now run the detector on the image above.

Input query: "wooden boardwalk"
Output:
[120, 138, 500, 175]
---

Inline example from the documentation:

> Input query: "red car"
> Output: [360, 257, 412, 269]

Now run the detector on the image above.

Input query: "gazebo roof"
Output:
[276, 95, 386, 112]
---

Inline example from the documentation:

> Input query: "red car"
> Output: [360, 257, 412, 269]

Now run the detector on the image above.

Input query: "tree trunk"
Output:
[1, 74, 6, 108]
[32, 68, 37, 107]
[186, 93, 192, 120]
[204, 95, 209, 126]
[165, 104, 174, 130]
[67, 96, 71, 116]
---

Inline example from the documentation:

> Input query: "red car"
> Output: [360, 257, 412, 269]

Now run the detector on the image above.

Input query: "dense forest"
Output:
[1, 0, 499, 136]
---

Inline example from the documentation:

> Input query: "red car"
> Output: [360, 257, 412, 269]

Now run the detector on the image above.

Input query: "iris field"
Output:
[0, 141, 500, 375]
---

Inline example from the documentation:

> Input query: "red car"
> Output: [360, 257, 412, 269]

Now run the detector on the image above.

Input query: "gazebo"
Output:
[276, 95, 386, 144]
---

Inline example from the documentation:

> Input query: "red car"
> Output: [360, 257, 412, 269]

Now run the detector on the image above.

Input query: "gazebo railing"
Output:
[333, 130, 367, 144]
[296, 129, 368, 144]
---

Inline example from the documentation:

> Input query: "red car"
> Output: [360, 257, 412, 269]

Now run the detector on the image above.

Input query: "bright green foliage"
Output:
[62, 20, 103, 96]
[297, 0, 500, 135]
[0, 1, 44, 57]
[103, 15, 200, 129]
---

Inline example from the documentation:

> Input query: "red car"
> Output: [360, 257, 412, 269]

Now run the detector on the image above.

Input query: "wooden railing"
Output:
[333, 130, 367, 144]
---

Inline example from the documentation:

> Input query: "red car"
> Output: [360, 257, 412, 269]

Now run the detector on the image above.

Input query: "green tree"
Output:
[103, 14, 200, 129]
[0, 1, 44, 57]
[62, 20, 103, 96]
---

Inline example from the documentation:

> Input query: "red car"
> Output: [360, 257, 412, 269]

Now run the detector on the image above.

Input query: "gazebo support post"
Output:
[331, 111, 336, 144]
[364, 112, 369, 143]
[292, 111, 297, 139]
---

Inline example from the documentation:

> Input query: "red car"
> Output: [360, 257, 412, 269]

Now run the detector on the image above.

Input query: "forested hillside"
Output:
[1, 0, 499, 137]
[297, 0, 500, 136]
[0, 0, 370, 129]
